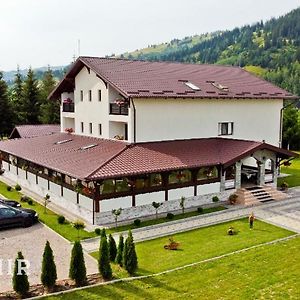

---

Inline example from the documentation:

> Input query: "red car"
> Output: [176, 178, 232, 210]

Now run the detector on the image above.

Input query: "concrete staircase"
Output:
[236, 185, 287, 206]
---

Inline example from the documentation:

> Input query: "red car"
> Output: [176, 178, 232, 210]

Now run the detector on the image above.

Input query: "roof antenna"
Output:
[78, 39, 81, 57]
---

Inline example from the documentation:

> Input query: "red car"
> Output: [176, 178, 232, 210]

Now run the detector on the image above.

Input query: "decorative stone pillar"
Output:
[235, 161, 242, 189]
[220, 169, 226, 192]
[257, 160, 266, 186]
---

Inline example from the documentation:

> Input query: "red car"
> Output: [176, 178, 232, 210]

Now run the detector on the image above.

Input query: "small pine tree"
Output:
[101, 228, 107, 238]
[12, 251, 30, 297]
[98, 236, 112, 280]
[69, 241, 87, 286]
[41, 241, 57, 290]
[116, 234, 124, 266]
[123, 230, 138, 275]
[108, 234, 117, 262]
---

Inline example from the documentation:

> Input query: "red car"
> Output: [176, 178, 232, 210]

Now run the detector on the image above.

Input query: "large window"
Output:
[218, 122, 233, 136]
[135, 174, 162, 190]
[169, 170, 191, 185]
[101, 178, 130, 194]
[197, 167, 218, 181]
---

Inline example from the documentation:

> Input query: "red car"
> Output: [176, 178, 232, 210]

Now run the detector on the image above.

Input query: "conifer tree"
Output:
[116, 234, 124, 266]
[0, 72, 14, 137]
[41, 241, 57, 290]
[12, 251, 30, 297]
[101, 228, 107, 238]
[98, 236, 112, 280]
[69, 241, 87, 286]
[108, 234, 117, 262]
[11, 66, 25, 124]
[39, 67, 60, 124]
[123, 230, 138, 275]
[22, 67, 41, 124]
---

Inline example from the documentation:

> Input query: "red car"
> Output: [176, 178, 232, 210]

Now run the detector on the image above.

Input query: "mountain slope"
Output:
[121, 7, 300, 96]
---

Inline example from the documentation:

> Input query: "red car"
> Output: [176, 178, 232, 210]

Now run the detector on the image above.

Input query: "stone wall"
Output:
[95, 189, 235, 225]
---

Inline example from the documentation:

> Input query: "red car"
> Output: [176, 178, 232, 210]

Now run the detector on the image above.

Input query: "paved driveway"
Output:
[0, 223, 98, 293]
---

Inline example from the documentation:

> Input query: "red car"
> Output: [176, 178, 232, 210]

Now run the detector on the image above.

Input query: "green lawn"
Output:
[0, 180, 225, 241]
[46, 232, 299, 299]
[108, 206, 226, 234]
[91, 218, 293, 277]
[0, 181, 95, 241]
[278, 152, 300, 188]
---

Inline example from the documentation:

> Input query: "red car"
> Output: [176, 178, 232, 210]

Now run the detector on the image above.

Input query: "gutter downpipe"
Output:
[130, 97, 137, 143]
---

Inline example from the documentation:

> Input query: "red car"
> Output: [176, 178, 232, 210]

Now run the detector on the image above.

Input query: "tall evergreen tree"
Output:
[11, 66, 25, 124]
[69, 241, 87, 286]
[12, 251, 30, 297]
[39, 67, 60, 124]
[41, 241, 57, 290]
[116, 234, 124, 266]
[108, 234, 117, 262]
[22, 67, 41, 124]
[0, 72, 14, 137]
[98, 236, 112, 280]
[123, 230, 138, 275]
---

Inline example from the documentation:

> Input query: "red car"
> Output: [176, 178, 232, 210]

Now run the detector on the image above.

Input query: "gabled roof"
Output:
[49, 56, 298, 100]
[0, 133, 296, 181]
[9, 125, 60, 139]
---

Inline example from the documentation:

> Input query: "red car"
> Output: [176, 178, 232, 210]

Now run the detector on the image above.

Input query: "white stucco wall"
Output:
[133, 98, 283, 146]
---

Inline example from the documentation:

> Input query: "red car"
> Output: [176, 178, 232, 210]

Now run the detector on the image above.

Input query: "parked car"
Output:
[0, 203, 38, 229]
[0, 198, 21, 208]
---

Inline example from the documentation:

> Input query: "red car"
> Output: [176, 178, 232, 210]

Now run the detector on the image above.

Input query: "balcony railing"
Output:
[63, 103, 75, 113]
[110, 103, 129, 115]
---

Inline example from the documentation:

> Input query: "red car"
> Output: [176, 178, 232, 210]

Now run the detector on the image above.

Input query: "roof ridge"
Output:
[86, 143, 131, 180]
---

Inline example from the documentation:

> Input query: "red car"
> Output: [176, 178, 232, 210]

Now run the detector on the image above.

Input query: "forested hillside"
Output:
[121, 7, 300, 97]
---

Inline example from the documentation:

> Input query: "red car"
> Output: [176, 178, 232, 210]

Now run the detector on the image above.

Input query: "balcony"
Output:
[63, 103, 75, 113]
[109, 103, 128, 115]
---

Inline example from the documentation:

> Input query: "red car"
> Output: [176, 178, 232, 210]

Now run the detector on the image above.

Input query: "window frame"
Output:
[81, 122, 84, 133]
[89, 122, 93, 134]
[218, 122, 234, 136]
[80, 90, 84, 102]
[98, 123, 102, 135]
[98, 90, 102, 102]
[89, 90, 92, 102]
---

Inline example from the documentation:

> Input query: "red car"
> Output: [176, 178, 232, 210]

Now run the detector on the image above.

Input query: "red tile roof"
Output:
[9, 125, 60, 139]
[49, 57, 298, 100]
[0, 134, 295, 180]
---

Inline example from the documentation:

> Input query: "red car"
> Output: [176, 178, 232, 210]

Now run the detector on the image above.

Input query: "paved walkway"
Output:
[82, 194, 300, 253]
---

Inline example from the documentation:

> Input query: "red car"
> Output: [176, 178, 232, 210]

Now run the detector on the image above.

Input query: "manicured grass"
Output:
[91, 218, 293, 277]
[0, 181, 96, 241]
[278, 152, 300, 188]
[107, 206, 226, 234]
[0, 180, 225, 241]
[46, 234, 300, 299]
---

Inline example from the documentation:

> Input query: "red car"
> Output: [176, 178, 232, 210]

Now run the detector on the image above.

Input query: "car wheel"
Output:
[23, 218, 33, 228]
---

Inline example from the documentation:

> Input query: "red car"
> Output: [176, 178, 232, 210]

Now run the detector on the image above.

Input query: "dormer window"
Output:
[185, 82, 201, 91]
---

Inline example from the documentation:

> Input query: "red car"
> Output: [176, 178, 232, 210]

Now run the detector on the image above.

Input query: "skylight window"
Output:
[185, 82, 201, 91]
[212, 82, 229, 92]
[56, 139, 72, 145]
[79, 144, 97, 150]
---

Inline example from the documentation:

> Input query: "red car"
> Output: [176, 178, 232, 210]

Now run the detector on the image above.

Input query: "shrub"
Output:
[94, 228, 101, 235]
[123, 230, 138, 275]
[6, 185, 12, 191]
[116, 234, 124, 266]
[57, 215, 65, 224]
[27, 199, 33, 205]
[98, 236, 112, 280]
[281, 181, 289, 191]
[41, 241, 57, 290]
[69, 241, 86, 286]
[212, 196, 219, 203]
[229, 194, 238, 205]
[73, 220, 85, 238]
[108, 234, 117, 262]
[133, 219, 141, 226]
[15, 184, 22, 191]
[179, 196, 186, 214]
[12, 251, 29, 297]
[197, 207, 204, 213]
[101, 228, 107, 238]
[166, 213, 174, 220]
[20, 195, 29, 202]
[227, 227, 236, 236]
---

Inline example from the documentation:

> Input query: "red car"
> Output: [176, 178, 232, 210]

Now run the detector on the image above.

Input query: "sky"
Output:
[0, 0, 299, 71]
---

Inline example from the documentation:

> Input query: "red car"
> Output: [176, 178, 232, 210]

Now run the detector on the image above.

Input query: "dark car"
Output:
[0, 203, 38, 229]
[0, 198, 21, 208]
